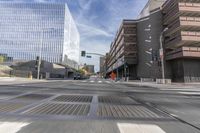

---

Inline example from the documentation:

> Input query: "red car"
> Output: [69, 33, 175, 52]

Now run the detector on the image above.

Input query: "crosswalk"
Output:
[0, 122, 30, 133]
[160, 88, 200, 97]
[81, 80, 113, 84]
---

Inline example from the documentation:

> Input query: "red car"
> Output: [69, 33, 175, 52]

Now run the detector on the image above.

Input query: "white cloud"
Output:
[77, 23, 113, 39]
[78, 0, 92, 10]
[34, 0, 46, 2]
[33, 0, 56, 2]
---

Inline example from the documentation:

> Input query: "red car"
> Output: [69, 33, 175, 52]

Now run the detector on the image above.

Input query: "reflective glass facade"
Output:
[0, 2, 80, 67]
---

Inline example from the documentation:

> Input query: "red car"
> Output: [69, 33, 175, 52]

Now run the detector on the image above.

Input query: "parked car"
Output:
[74, 74, 81, 80]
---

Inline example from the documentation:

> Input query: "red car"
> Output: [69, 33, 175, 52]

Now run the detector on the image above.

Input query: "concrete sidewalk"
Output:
[0, 77, 76, 85]
[0, 77, 45, 85]
[119, 80, 200, 90]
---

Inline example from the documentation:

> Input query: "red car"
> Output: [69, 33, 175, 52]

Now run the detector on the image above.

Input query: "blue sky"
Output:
[1, 0, 148, 71]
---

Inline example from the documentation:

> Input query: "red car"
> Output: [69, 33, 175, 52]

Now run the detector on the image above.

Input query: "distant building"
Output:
[11, 60, 70, 79]
[106, 0, 200, 82]
[0, 2, 80, 69]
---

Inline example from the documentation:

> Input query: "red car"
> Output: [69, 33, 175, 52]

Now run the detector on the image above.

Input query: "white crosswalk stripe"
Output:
[178, 92, 200, 95]
[80, 80, 112, 84]
[117, 123, 166, 133]
[0, 122, 30, 133]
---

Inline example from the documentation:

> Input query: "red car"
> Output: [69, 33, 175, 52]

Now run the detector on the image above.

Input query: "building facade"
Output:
[106, 20, 137, 80]
[0, 2, 80, 69]
[163, 0, 200, 82]
[99, 57, 106, 77]
[136, 9, 164, 80]
[105, 0, 200, 82]
[138, 0, 166, 18]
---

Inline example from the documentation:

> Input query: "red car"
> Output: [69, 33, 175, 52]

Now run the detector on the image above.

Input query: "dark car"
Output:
[74, 74, 81, 80]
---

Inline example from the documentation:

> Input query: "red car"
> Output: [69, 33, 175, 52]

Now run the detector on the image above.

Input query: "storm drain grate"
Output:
[98, 96, 138, 105]
[0, 102, 28, 113]
[12, 94, 53, 101]
[52, 95, 93, 103]
[97, 105, 162, 119]
[24, 103, 90, 116]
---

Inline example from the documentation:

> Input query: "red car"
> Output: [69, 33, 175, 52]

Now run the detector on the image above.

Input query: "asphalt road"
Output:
[0, 78, 199, 133]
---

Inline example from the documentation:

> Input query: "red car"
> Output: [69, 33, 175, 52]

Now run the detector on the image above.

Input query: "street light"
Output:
[37, 28, 55, 80]
[159, 27, 168, 84]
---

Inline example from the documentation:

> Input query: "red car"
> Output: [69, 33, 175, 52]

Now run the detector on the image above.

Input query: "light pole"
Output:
[37, 30, 43, 80]
[159, 27, 168, 84]
[37, 28, 55, 80]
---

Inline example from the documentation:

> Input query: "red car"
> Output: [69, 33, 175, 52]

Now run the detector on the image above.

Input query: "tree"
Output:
[0, 56, 5, 63]
[77, 69, 86, 75]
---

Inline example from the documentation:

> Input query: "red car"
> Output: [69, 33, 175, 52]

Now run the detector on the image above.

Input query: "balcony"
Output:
[179, 2, 200, 14]
[163, 2, 200, 25]
[165, 31, 200, 49]
[165, 16, 200, 36]
[166, 47, 200, 60]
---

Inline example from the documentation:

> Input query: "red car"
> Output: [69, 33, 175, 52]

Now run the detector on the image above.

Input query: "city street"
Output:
[0, 78, 199, 132]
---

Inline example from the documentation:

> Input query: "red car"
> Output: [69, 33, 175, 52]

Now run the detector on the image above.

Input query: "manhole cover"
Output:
[52, 95, 93, 103]
[24, 103, 90, 116]
[0, 102, 28, 113]
[12, 94, 52, 101]
[97, 105, 162, 119]
[98, 96, 137, 105]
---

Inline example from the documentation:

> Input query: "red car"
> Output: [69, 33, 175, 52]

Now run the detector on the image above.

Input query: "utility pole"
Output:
[159, 27, 168, 84]
[37, 30, 43, 80]
[37, 28, 55, 80]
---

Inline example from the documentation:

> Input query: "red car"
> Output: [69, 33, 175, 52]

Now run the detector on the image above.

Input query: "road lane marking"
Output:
[117, 123, 166, 133]
[0, 122, 30, 133]
[90, 81, 95, 83]
[178, 92, 200, 95]
[160, 88, 200, 92]
[98, 81, 102, 83]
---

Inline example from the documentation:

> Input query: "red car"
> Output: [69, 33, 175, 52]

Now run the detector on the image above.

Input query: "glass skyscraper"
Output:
[0, 2, 80, 68]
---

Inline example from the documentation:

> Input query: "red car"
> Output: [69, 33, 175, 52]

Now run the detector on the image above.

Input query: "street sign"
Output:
[86, 55, 92, 58]
[81, 51, 86, 57]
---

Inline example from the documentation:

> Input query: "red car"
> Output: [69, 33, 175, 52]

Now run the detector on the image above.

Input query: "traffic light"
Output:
[81, 51, 86, 57]
[35, 56, 40, 70]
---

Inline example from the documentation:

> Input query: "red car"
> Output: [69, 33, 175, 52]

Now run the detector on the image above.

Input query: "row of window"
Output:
[0, 14, 64, 21]
[0, 42, 63, 53]
[0, 49, 61, 63]
[0, 3, 65, 10]
[0, 11, 64, 16]
[0, 30, 64, 37]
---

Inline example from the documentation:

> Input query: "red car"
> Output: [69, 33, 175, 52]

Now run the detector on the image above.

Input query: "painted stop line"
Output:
[117, 123, 166, 133]
[0, 122, 30, 133]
